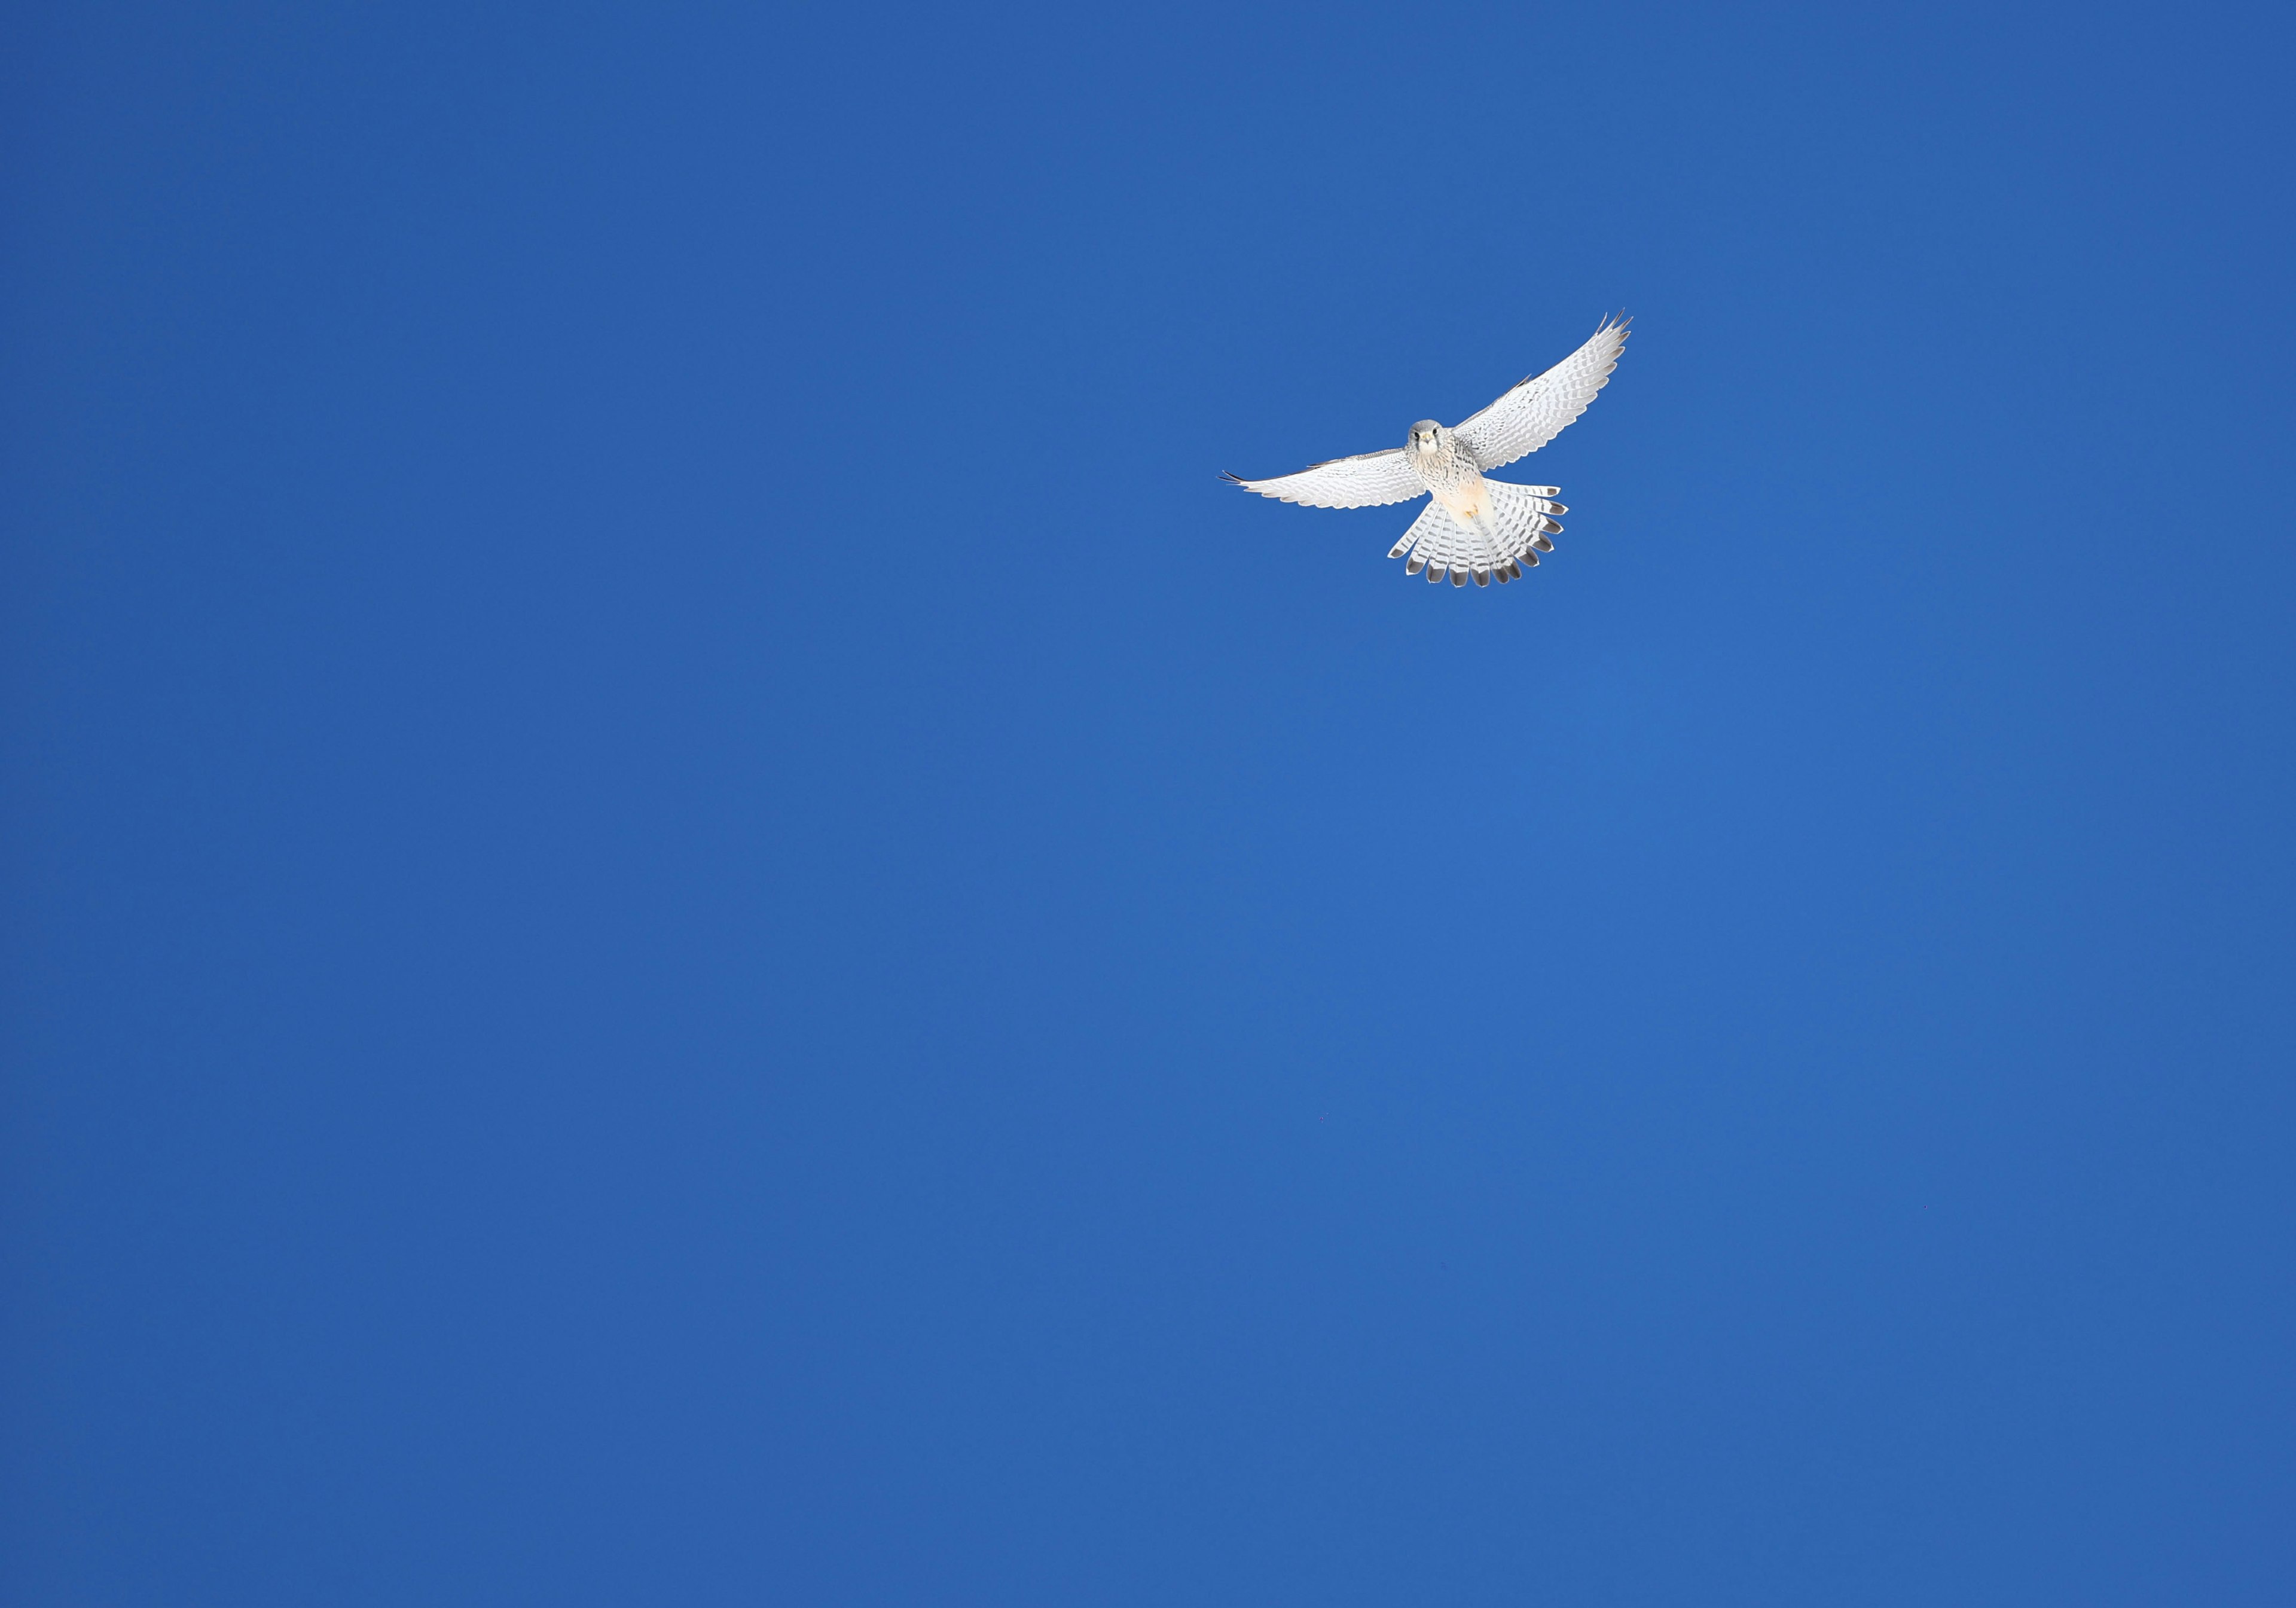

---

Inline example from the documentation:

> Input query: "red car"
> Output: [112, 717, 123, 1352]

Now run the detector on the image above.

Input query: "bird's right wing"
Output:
[1222, 448, 1423, 509]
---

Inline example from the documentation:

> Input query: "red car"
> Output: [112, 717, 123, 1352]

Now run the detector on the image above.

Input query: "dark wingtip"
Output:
[1219, 471, 1247, 485]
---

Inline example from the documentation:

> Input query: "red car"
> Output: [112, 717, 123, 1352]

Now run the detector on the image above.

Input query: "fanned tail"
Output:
[1386, 484, 1568, 589]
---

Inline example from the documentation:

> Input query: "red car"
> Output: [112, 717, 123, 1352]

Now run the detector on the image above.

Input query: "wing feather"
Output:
[1222, 448, 1424, 509]
[1454, 316, 1630, 472]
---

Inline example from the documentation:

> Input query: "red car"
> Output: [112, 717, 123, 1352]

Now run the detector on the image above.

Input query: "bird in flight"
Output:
[1223, 316, 1629, 588]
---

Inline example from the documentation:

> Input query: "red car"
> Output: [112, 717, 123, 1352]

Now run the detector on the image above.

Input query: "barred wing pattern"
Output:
[1454, 316, 1630, 472]
[1220, 448, 1424, 509]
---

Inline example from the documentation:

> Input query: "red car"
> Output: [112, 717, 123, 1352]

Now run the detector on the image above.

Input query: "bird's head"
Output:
[1407, 419, 1443, 456]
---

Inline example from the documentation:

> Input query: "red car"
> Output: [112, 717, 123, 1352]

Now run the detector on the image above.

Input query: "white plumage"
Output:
[1224, 316, 1629, 588]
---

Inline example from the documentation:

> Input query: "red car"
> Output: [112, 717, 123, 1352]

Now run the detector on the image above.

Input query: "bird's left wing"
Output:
[1222, 448, 1423, 509]
[1454, 316, 1630, 472]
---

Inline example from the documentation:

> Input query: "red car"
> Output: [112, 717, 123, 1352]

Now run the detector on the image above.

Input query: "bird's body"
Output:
[1223, 316, 1629, 588]
[1409, 423, 1491, 528]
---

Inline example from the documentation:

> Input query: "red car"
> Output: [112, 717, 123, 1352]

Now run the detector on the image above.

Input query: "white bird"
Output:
[1223, 316, 1630, 588]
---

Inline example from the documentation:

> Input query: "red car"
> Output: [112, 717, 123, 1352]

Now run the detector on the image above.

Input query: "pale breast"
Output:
[1425, 454, 1489, 523]
[1409, 433, 1491, 524]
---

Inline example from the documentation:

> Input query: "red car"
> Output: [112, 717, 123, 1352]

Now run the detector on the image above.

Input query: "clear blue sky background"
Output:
[6, 2, 2294, 1603]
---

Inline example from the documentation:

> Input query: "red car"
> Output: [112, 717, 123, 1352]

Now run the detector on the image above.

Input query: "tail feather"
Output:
[1487, 480, 1568, 564]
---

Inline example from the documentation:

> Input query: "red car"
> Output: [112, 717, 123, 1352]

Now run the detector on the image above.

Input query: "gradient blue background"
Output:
[6, 2, 2294, 1603]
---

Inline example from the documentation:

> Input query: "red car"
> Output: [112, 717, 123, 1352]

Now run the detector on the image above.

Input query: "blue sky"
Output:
[5, 2, 2294, 1603]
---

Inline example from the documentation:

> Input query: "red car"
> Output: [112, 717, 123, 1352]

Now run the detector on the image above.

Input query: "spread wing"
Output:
[1221, 448, 1424, 509]
[1454, 315, 1630, 472]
